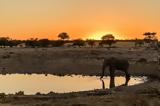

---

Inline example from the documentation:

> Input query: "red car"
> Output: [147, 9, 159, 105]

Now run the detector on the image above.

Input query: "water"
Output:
[0, 74, 147, 95]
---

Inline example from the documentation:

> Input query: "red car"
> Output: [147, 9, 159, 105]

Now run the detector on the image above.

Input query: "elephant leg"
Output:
[101, 61, 107, 78]
[101, 65, 106, 78]
[124, 70, 130, 85]
[109, 68, 115, 88]
[109, 67, 115, 79]
[109, 75, 115, 88]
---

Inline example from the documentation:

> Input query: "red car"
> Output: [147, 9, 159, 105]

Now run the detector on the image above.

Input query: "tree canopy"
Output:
[58, 32, 70, 40]
[100, 34, 116, 47]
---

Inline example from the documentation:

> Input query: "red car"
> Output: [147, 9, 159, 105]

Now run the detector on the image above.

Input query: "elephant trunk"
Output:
[101, 62, 106, 78]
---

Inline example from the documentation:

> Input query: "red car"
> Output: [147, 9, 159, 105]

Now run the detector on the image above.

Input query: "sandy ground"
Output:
[0, 44, 159, 106]
[0, 47, 159, 77]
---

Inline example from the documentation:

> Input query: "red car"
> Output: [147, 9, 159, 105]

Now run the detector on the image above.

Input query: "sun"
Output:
[87, 31, 121, 40]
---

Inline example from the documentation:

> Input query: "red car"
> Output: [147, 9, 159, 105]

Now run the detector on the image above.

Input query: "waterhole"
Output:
[0, 74, 147, 95]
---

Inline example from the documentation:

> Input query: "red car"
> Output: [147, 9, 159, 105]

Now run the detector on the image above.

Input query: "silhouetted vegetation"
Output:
[0, 37, 10, 47]
[0, 32, 158, 48]
[25, 38, 38, 48]
[72, 39, 85, 47]
[86, 39, 96, 47]
[135, 38, 144, 47]
[52, 40, 65, 47]
[38, 39, 51, 47]
[15, 91, 24, 95]
[100, 34, 116, 48]
[0, 37, 23, 47]
[143, 32, 158, 48]
[143, 32, 157, 43]
[58, 32, 70, 40]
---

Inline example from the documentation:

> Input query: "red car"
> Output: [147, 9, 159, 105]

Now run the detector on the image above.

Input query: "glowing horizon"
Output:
[0, 0, 160, 40]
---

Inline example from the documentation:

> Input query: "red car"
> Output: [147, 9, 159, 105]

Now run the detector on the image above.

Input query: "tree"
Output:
[86, 39, 96, 47]
[8, 40, 23, 47]
[72, 39, 85, 47]
[51, 40, 65, 47]
[143, 32, 158, 48]
[58, 32, 70, 40]
[0, 37, 24, 47]
[100, 34, 116, 47]
[38, 39, 51, 47]
[143, 32, 157, 43]
[25, 38, 38, 48]
[0, 37, 10, 47]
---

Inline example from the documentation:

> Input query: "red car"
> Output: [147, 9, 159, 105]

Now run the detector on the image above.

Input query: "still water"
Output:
[0, 74, 147, 95]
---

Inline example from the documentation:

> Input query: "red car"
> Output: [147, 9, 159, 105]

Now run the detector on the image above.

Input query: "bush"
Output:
[86, 39, 95, 47]
[38, 39, 51, 47]
[72, 39, 85, 47]
[15, 91, 24, 95]
[51, 40, 65, 47]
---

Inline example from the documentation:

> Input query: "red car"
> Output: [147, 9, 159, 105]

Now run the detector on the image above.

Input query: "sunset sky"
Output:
[0, 0, 160, 40]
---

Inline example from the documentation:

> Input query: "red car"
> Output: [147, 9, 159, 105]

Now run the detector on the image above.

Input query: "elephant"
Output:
[100, 57, 130, 85]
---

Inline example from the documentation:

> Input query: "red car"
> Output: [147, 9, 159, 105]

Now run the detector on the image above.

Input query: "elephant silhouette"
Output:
[101, 57, 130, 85]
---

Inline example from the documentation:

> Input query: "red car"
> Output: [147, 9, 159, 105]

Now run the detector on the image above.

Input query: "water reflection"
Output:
[0, 74, 147, 95]
[100, 79, 105, 89]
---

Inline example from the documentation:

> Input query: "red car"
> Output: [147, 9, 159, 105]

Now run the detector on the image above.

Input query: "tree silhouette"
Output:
[0, 37, 10, 47]
[38, 39, 51, 47]
[143, 32, 157, 43]
[8, 40, 22, 47]
[100, 34, 116, 48]
[86, 39, 95, 47]
[52, 40, 64, 47]
[143, 32, 158, 48]
[72, 39, 85, 47]
[25, 38, 39, 48]
[58, 32, 70, 40]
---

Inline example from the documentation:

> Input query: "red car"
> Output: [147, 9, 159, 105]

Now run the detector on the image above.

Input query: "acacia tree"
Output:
[143, 32, 157, 43]
[100, 34, 116, 48]
[58, 32, 70, 40]
[143, 32, 158, 48]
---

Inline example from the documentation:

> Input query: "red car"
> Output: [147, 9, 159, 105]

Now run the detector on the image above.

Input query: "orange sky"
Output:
[0, 0, 160, 40]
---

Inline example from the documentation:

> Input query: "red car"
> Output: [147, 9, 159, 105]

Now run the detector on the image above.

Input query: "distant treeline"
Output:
[0, 32, 159, 48]
[0, 37, 158, 48]
[0, 37, 110, 48]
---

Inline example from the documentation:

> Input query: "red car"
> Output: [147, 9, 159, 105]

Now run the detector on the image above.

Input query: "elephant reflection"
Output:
[100, 78, 106, 89]
[100, 76, 130, 89]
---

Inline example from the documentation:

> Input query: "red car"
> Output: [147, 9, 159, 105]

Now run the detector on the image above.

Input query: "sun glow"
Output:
[87, 31, 121, 40]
